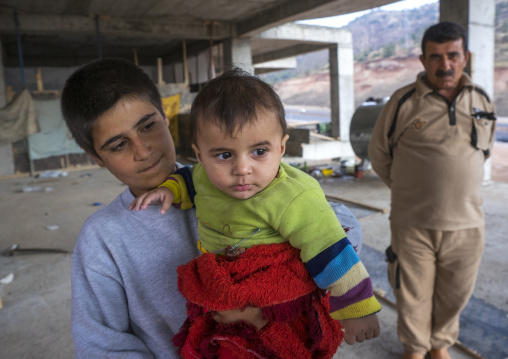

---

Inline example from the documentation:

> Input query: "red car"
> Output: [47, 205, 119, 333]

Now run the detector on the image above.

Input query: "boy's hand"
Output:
[212, 306, 268, 330]
[339, 313, 380, 345]
[129, 187, 175, 214]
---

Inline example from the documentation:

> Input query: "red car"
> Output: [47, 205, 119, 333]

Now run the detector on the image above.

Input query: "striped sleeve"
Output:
[305, 238, 381, 320]
[159, 173, 193, 210]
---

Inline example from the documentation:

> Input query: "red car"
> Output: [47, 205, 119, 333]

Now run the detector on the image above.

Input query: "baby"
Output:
[131, 68, 381, 358]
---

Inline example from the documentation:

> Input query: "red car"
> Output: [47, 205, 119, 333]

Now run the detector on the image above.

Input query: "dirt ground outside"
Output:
[0, 138, 506, 358]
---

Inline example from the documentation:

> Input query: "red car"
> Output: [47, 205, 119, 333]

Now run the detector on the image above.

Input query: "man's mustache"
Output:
[435, 70, 454, 77]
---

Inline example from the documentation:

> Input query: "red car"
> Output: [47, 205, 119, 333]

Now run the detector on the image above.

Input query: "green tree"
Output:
[383, 43, 396, 58]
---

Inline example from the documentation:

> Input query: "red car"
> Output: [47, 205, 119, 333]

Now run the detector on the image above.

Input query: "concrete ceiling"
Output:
[0, 0, 399, 68]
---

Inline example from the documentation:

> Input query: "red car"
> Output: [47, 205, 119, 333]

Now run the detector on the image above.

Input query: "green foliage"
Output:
[502, 20, 508, 33]
[383, 43, 396, 58]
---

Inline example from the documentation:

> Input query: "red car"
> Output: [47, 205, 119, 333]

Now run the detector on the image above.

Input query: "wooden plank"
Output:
[36, 68, 44, 91]
[157, 57, 164, 85]
[288, 120, 319, 128]
[324, 194, 388, 214]
[310, 132, 337, 141]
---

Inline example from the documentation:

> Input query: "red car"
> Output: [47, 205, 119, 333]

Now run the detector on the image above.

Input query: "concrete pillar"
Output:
[223, 37, 253, 74]
[440, 0, 495, 182]
[0, 38, 15, 177]
[440, 0, 495, 96]
[0, 38, 6, 107]
[329, 43, 354, 141]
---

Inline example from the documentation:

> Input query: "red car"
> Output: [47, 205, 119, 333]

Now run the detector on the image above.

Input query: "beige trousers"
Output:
[389, 224, 484, 354]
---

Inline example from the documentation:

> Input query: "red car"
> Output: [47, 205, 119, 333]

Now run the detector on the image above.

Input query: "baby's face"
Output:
[192, 110, 289, 200]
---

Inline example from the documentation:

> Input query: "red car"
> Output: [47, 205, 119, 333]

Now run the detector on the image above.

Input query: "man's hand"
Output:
[339, 314, 380, 345]
[129, 187, 174, 214]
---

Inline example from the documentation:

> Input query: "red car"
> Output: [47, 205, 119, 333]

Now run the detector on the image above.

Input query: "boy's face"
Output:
[192, 110, 289, 200]
[90, 98, 176, 197]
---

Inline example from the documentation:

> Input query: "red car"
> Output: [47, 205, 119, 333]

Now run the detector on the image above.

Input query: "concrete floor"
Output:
[0, 158, 507, 358]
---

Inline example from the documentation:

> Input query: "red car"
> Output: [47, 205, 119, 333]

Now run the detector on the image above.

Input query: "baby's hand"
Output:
[129, 187, 175, 214]
[339, 313, 380, 345]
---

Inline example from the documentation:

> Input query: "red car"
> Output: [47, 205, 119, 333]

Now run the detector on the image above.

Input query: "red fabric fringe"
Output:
[173, 242, 343, 358]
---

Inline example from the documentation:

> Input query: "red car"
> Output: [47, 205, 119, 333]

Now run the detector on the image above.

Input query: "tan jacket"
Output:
[368, 73, 496, 230]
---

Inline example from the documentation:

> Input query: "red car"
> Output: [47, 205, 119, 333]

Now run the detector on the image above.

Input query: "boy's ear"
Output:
[86, 151, 106, 168]
[191, 144, 202, 163]
[280, 134, 289, 156]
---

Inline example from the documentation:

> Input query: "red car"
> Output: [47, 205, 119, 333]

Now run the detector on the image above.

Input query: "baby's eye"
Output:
[253, 148, 267, 156]
[216, 152, 232, 160]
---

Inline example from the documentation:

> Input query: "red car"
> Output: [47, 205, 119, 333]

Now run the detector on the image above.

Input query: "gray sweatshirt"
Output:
[71, 187, 199, 358]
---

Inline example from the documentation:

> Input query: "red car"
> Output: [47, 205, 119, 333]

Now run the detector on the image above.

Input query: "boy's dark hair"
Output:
[421, 21, 468, 57]
[189, 68, 287, 145]
[61, 58, 164, 159]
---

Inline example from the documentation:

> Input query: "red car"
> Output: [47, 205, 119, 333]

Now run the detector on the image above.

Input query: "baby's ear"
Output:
[280, 134, 289, 156]
[191, 144, 202, 163]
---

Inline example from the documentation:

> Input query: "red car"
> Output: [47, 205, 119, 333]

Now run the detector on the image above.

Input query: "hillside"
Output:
[261, 0, 508, 115]
[273, 57, 508, 115]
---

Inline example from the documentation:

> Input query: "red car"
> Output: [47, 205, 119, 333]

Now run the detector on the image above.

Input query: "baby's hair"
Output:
[189, 68, 287, 145]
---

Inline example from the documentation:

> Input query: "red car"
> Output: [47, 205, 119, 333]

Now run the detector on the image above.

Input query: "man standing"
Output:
[368, 21, 496, 359]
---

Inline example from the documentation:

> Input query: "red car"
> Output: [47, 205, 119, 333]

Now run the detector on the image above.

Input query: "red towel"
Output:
[174, 242, 343, 358]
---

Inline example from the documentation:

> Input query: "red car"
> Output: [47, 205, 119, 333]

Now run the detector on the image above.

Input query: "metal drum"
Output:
[349, 97, 388, 161]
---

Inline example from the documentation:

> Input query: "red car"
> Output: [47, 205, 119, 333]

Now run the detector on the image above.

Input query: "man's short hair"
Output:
[61, 58, 164, 158]
[189, 68, 287, 145]
[421, 21, 468, 56]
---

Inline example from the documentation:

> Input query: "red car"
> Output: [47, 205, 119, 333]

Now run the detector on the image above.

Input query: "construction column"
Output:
[223, 37, 253, 74]
[440, 0, 495, 181]
[329, 42, 354, 141]
[0, 38, 16, 177]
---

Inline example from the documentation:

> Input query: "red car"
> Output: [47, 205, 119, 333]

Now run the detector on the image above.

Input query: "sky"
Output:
[298, 0, 439, 28]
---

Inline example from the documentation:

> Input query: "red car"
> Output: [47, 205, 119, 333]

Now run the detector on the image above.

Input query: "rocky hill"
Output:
[261, 0, 508, 115]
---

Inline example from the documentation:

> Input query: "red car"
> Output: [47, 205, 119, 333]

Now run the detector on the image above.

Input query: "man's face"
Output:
[420, 38, 470, 94]
[192, 110, 289, 200]
[90, 98, 176, 197]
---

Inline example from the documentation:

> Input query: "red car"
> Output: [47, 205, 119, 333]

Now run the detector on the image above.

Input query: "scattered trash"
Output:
[0, 273, 14, 285]
[310, 169, 323, 180]
[321, 168, 334, 177]
[354, 163, 364, 179]
[22, 186, 54, 193]
[290, 160, 364, 179]
[3, 244, 72, 256]
[92, 202, 103, 206]
[38, 170, 68, 178]
[46, 225, 59, 231]
[80, 173, 92, 178]
[341, 160, 356, 175]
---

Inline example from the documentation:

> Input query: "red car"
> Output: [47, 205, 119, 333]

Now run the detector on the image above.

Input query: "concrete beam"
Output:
[236, 0, 399, 36]
[256, 23, 352, 44]
[252, 44, 327, 64]
[254, 57, 297, 73]
[162, 40, 219, 65]
[0, 13, 231, 40]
